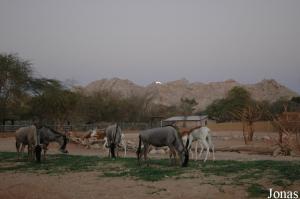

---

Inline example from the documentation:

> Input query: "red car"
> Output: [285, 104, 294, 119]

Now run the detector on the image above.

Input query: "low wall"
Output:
[208, 121, 276, 132]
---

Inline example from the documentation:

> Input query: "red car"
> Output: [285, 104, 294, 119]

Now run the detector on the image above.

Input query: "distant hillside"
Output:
[83, 77, 144, 97]
[81, 78, 299, 111]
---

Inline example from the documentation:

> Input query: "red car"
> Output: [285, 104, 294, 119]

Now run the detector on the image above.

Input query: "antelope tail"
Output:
[137, 135, 142, 161]
[110, 123, 118, 159]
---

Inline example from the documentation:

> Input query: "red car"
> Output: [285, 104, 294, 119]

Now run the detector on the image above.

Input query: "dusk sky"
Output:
[0, 0, 299, 93]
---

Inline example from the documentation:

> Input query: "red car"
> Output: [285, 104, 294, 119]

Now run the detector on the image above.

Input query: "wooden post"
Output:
[279, 129, 283, 143]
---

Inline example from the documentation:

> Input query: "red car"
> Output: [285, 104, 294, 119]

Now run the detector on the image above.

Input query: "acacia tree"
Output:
[205, 99, 230, 122]
[0, 54, 34, 125]
[121, 92, 155, 122]
[231, 102, 263, 144]
[205, 86, 252, 122]
[74, 90, 124, 123]
[29, 79, 80, 127]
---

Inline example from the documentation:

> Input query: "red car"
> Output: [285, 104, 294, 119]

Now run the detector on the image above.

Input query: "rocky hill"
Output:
[84, 77, 144, 97]
[82, 78, 299, 111]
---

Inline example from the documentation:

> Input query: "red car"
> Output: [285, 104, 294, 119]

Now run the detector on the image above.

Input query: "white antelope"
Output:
[182, 126, 215, 162]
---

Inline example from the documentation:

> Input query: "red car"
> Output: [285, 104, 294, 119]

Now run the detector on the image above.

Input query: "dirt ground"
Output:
[1, 130, 299, 199]
[1, 130, 299, 161]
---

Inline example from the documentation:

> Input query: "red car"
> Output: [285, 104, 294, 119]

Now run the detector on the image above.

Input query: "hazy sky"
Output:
[0, 0, 299, 93]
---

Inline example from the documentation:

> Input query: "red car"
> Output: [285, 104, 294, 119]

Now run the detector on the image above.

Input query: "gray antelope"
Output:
[105, 123, 122, 159]
[137, 126, 189, 167]
[15, 125, 39, 160]
[15, 125, 68, 161]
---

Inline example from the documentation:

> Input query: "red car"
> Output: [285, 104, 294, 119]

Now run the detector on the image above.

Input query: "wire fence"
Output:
[0, 121, 280, 133]
[0, 121, 163, 133]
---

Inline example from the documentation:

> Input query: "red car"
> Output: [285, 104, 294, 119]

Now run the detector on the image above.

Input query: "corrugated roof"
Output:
[164, 115, 208, 121]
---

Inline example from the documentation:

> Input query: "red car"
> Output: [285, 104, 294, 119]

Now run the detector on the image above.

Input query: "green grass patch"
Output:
[247, 183, 269, 198]
[0, 152, 100, 174]
[1, 152, 300, 184]
[272, 179, 292, 188]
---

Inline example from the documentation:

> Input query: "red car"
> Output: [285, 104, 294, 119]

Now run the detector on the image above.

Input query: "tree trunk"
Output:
[242, 122, 248, 144]
[243, 122, 252, 145]
[296, 131, 300, 148]
[279, 130, 283, 144]
[248, 122, 254, 142]
[1, 119, 4, 132]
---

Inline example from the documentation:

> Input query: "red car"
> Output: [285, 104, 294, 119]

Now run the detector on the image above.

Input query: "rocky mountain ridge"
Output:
[82, 78, 299, 111]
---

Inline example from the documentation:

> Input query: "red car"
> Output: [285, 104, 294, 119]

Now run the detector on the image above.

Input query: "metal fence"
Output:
[0, 125, 24, 132]
[0, 121, 162, 133]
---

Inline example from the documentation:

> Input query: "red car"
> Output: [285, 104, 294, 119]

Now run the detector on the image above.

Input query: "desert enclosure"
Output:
[1, 1, 300, 198]
[1, 122, 300, 199]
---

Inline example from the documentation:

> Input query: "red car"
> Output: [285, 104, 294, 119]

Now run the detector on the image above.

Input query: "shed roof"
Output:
[164, 115, 208, 122]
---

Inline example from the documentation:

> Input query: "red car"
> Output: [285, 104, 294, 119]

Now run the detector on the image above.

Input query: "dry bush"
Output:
[270, 114, 300, 156]
[231, 103, 263, 144]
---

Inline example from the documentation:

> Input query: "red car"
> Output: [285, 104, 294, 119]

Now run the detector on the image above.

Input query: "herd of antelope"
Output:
[14, 123, 215, 166]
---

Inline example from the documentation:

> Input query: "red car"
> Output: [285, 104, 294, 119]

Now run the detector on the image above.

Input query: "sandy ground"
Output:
[1, 130, 299, 199]
[1, 131, 299, 161]
[0, 172, 250, 199]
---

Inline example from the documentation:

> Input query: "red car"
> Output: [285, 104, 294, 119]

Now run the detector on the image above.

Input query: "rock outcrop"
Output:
[81, 78, 298, 111]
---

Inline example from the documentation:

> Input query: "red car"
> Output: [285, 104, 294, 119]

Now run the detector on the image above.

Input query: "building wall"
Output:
[174, 119, 207, 128]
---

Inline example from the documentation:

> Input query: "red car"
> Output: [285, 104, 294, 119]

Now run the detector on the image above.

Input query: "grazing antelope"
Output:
[182, 126, 215, 162]
[137, 126, 189, 167]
